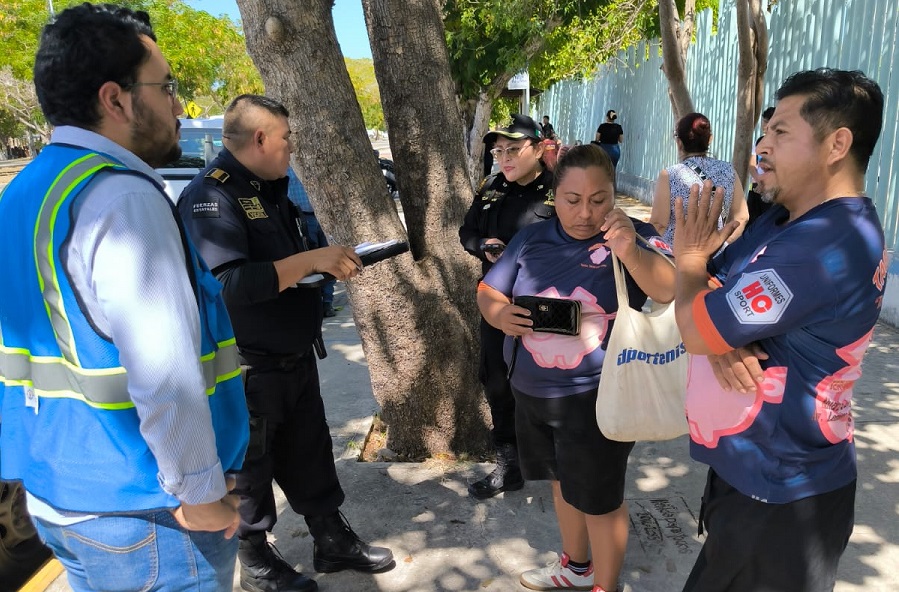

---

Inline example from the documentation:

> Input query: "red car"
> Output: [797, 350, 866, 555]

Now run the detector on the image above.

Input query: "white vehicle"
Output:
[157, 117, 224, 201]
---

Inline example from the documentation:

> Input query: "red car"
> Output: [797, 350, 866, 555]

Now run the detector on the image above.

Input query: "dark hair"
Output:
[223, 94, 290, 148]
[606, 109, 618, 121]
[775, 68, 883, 171]
[34, 3, 155, 128]
[675, 112, 712, 153]
[761, 106, 776, 122]
[553, 143, 616, 192]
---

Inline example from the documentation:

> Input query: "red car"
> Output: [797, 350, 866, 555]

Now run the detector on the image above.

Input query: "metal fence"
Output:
[535, 0, 899, 249]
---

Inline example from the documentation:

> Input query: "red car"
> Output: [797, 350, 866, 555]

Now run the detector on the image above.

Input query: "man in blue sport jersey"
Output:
[673, 68, 888, 592]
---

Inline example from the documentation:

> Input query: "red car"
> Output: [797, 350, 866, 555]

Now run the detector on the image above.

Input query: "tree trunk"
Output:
[733, 0, 756, 187]
[732, 0, 769, 188]
[750, 0, 769, 125]
[658, 0, 696, 121]
[465, 93, 493, 189]
[236, 0, 489, 458]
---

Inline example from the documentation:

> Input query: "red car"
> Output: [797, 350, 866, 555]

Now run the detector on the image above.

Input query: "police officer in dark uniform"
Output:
[178, 95, 394, 592]
[459, 114, 555, 499]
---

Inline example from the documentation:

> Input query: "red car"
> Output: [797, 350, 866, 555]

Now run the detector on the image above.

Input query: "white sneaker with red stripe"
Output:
[519, 552, 594, 591]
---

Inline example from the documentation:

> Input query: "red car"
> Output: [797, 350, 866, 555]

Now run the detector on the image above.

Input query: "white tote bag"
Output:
[595, 243, 688, 442]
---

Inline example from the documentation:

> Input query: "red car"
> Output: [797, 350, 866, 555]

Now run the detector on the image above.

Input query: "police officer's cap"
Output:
[483, 114, 542, 145]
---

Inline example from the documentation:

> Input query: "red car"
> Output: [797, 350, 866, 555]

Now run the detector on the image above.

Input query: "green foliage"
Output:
[0, 0, 262, 133]
[443, 0, 608, 101]
[529, 0, 660, 87]
[345, 58, 384, 131]
[491, 97, 518, 128]
[0, 109, 21, 139]
[144, 0, 263, 105]
[442, 0, 719, 114]
[0, 0, 382, 136]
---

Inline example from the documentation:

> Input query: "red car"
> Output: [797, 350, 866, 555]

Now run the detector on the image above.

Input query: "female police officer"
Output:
[459, 114, 555, 499]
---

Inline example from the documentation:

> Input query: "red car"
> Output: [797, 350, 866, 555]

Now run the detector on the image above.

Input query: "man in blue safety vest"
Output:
[0, 4, 249, 590]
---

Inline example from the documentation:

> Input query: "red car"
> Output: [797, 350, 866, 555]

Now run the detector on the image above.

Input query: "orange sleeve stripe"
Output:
[692, 289, 733, 355]
[707, 274, 724, 289]
[477, 281, 512, 302]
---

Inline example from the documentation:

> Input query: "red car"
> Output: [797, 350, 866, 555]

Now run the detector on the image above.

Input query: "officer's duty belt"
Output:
[239, 349, 312, 371]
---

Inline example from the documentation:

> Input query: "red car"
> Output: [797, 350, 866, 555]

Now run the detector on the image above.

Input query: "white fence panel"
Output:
[535, 0, 899, 323]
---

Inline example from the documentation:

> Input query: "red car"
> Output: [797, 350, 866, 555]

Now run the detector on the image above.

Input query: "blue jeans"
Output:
[35, 510, 237, 591]
[599, 143, 621, 168]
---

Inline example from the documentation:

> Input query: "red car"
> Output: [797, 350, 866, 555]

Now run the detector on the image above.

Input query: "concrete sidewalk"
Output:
[245, 289, 899, 592]
[43, 221, 899, 592]
[43, 287, 899, 592]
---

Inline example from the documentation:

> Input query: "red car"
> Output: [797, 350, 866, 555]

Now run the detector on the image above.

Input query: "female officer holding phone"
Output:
[459, 114, 555, 500]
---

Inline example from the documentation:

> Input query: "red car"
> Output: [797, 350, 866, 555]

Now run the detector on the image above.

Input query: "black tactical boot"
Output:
[468, 443, 524, 500]
[238, 532, 318, 592]
[305, 511, 395, 573]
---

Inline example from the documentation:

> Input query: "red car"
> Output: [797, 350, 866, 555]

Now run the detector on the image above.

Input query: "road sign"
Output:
[185, 101, 202, 119]
[508, 71, 530, 91]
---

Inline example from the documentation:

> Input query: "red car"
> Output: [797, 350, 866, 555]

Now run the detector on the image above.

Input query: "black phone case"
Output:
[514, 296, 581, 336]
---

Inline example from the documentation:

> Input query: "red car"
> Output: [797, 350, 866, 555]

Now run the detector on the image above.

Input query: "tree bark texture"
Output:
[658, 0, 696, 121]
[732, 0, 769, 188]
[236, 0, 489, 458]
[464, 93, 494, 190]
[750, 0, 769, 126]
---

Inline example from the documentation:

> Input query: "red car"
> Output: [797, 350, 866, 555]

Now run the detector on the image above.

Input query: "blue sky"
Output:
[185, 0, 372, 59]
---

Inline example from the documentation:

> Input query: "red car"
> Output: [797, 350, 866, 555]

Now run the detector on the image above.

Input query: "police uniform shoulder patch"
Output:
[238, 196, 268, 220]
[205, 168, 230, 183]
[192, 196, 220, 218]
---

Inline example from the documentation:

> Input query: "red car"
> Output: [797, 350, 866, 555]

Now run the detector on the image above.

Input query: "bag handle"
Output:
[610, 234, 675, 307]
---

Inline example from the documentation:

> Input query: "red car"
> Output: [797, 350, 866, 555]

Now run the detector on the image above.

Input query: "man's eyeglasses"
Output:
[490, 143, 532, 159]
[121, 79, 179, 100]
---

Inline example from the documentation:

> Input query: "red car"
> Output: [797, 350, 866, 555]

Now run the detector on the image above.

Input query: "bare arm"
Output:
[707, 345, 769, 392]
[476, 283, 533, 336]
[725, 175, 749, 242]
[649, 170, 672, 236]
[272, 245, 363, 291]
[602, 209, 676, 304]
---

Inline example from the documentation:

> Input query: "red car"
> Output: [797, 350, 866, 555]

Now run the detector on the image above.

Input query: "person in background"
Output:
[673, 68, 886, 592]
[541, 115, 557, 140]
[479, 144, 675, 592]
[746, 106, 776, 226]
[593, 110, 624, 168]
[541, 138, 562, 172]
[459, 113, 555, 500]
[287, 167, 337, 317]
[0, 4, 249, 590]
[649, 112, 748, 248]
[178, 94, 394, 592]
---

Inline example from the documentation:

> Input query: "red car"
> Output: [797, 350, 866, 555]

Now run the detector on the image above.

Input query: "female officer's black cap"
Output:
[483, 114, 542, 144]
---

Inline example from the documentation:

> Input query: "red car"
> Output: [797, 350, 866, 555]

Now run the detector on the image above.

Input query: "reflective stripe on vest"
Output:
[0, 339, 240, 408]
[0, 152, 243, 408]
[0, 339, 240, 409]
[35, 153, 121, 366]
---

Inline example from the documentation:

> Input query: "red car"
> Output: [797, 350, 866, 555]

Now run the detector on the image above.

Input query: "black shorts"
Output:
[513, 387, 635, 515]
[683, 469, 855, 592]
